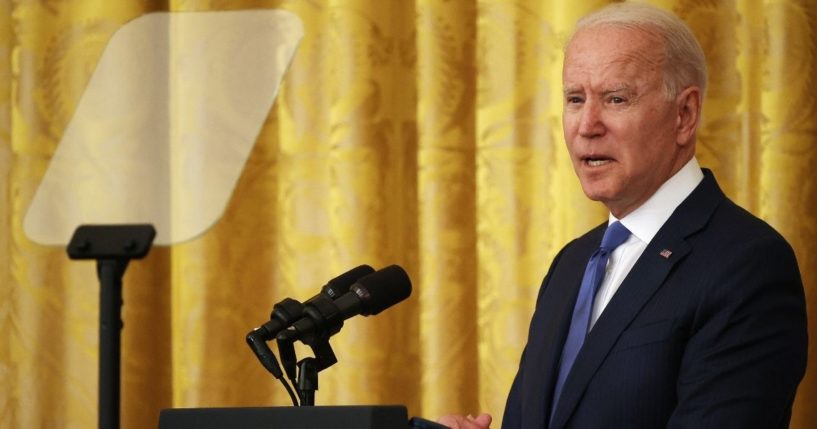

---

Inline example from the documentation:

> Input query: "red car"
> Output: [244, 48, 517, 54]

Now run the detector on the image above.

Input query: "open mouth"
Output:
[583, 157, 613, 167]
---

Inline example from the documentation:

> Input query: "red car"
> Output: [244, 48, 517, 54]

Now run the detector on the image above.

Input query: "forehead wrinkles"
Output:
[564, 26, 665, 90]
[609, 48, 662, 73]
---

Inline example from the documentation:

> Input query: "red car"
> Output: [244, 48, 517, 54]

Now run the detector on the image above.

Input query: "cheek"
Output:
[562, 116, 580, 146]
[610, 118, 667, 160]
[562, 116, 573, 136]
[620, 140, 667, 182]
[563, 108, 582, 128]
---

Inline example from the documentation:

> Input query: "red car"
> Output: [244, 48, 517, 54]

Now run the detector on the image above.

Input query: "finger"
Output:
[472, 413, 492, 426]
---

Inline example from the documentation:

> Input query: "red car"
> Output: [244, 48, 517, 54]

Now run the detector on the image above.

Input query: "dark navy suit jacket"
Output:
[502, 171, 807, 429]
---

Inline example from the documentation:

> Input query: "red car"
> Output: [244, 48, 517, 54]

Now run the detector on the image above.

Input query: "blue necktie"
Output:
[550, 221, 631, 420]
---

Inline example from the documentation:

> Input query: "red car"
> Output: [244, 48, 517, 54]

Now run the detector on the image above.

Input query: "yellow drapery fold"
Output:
[1, 1, 815, 428]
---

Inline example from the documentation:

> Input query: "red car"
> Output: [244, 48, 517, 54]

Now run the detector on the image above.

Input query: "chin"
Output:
[580, 190, 611, 205]
[579, 181, 614, 203]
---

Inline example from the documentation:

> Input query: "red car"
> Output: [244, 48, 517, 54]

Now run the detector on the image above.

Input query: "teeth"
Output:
[587, 159, 610, 167]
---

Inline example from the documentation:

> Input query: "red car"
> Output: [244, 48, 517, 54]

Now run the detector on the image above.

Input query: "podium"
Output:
[158, 405, 409, 429]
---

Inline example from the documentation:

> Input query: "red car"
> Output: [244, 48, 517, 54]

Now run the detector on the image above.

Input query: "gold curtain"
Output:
[1, 0, 815, 428]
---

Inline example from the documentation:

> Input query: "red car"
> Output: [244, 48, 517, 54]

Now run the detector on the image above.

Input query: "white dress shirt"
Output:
[589, 157, 704, 329]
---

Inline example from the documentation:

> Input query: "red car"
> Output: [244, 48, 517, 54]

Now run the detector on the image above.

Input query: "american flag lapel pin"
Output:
[659, 249, 673, 259]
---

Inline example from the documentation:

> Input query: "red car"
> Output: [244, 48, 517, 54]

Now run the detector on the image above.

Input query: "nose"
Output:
[577, 100, 605, 138]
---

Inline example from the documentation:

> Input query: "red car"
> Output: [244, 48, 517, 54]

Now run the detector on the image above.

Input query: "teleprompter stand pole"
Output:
[67, 224, 156, 429]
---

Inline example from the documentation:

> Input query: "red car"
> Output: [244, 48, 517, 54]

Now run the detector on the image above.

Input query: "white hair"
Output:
[570, 2, 708, 99]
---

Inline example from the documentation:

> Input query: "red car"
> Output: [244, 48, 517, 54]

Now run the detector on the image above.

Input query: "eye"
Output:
[566, 95, 584, 104]
[609, 96, 626, 104]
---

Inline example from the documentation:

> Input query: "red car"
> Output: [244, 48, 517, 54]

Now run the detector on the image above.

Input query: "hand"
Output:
[437, 413, 492, 429]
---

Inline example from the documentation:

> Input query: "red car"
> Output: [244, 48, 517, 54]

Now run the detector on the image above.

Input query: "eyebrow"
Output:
[604, 84, 631, 92]
[603, 85, 635, 97]
[563, 86, 582, 95]
[562, 84, 635, 96]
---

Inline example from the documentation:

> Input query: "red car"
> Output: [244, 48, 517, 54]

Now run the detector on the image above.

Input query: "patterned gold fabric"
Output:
[1, 1, 815, 428]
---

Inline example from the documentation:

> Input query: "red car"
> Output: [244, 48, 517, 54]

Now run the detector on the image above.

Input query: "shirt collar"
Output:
[609, 157, 704, 245]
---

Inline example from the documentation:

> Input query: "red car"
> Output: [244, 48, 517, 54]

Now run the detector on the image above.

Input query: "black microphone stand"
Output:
[66, 224, 156, 429]
[276, 332, 338, 406]
[246, 298, 306, 406]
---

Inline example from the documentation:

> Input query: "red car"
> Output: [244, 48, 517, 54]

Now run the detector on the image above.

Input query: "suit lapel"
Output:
[549, 170, 725, 429]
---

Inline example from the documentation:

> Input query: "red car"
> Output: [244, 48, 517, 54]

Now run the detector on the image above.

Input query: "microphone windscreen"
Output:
[353, 264, 412, 315]
[322, 264, 375, 299]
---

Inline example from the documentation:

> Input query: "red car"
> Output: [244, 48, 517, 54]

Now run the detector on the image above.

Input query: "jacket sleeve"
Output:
[502, 245, 571, 429]
[666, 235, 807, 429]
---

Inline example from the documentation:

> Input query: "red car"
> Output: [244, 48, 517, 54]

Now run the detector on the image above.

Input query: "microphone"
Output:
[246, 264, 374, 379]
[250, 264, 375, 341]
[277, 264, 412, 345]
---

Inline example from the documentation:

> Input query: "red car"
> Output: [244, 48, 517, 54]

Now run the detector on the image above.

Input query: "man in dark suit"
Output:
[439, 3, 807, 429]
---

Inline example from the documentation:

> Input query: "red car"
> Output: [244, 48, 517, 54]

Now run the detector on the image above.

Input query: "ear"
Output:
[675, 86, 702, 146]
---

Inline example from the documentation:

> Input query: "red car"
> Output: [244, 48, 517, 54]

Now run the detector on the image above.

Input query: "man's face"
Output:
[563, 25, 692, 218]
